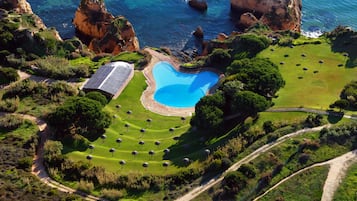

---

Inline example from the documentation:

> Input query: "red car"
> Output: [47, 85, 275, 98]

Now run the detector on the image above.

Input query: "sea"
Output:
[27, 0, 357, 51]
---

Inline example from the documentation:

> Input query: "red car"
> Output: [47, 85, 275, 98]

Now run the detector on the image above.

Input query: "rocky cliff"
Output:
[73, 0, 139, 54]
[231, 0, 302, 32]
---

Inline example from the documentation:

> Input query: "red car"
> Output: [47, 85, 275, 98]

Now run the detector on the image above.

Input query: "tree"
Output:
[340, 80, 357, 109]
[190, 92, 225, 130]
[226, 58, 285, 98]
[232, 91, 270, 116]
[85, 91, 108, 106]
[48, 97, 111, 140]
[207, 48, 231, 68]
[0, 67, 19, 85]
[263, 120, 275, 134]
[223, 171, 247, 194]
[330, 99, 349, 112]
[234, 33, 270, 57]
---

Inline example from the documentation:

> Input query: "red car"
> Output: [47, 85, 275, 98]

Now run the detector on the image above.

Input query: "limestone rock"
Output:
[238, 12, 259, 29]
[73, 0, 139, 54]
[188, 0, 207, 12]
[193, 26, 204, 39]
[230, 0, 302, 32]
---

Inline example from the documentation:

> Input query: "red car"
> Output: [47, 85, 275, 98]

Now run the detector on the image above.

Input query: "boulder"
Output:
[193, 26, 204, 39]
[230, 0, 302, 32]
[188, 0, 208, 12]
[238, 12, 259, 29]
[73, 0, 139, 54]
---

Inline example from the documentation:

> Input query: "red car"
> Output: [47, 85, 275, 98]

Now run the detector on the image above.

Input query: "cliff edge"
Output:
[73, 0, 139, 54]
[231, 0, 302, 32]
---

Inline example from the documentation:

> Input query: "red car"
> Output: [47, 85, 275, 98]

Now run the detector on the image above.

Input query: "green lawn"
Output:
[258, 41, 357, 110]
[66, 72, 204, 175]
[259, 165, 329, 201]
[333, 161, 357, 201]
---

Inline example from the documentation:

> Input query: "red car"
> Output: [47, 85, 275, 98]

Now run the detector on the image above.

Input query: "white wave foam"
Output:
[301, 30, 324, 38]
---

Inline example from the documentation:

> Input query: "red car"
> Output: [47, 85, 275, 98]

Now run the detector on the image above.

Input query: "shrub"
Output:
[0, 67, 19, 85]
[77, 180, 94, 193]
[85, 91, 108, 106]
[101, 189, 126, 201]
[207, 48, 231, 68]
[0, 114, 23, 131]
[0, 97, 19, 112]
[17, 157, 33, 171]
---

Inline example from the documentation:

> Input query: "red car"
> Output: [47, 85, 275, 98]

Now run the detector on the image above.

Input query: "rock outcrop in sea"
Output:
[73, 0, 139, 54]
[231, 0, 302, 32]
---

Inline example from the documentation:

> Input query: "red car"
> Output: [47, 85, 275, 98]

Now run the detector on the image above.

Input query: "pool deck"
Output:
[141, 48, 222, 117]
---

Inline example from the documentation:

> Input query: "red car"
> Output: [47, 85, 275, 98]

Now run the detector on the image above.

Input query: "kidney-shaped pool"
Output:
[152, 61, 219, 108]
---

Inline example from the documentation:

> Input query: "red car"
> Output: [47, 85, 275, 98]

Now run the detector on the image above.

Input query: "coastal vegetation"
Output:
[1, 1, 357, 200]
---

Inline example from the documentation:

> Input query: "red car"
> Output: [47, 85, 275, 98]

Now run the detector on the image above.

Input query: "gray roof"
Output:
[83, 61, 133, 96]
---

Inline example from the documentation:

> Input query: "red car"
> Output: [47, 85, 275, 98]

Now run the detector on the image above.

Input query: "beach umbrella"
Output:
[146, 118, 152, 126]
[88, 144, 95, 153]
[155, 141, 161, 146]
[126, 110, 132, 114]
[142, 162, 149, 170]
[148, 150, 155, 159]
[116, 138, 122, 146]
[204, 149, 211, 157]
[139, 140, 145, 145]
[169, 128, 174, 134]
[301, 53, 306, 57]
[115, 104, 121, 109]
[100, 134, 107, 143]
[183, 157, 190, 165]
[181, 116, 186, 124]
[140, 128, 146, 133]
[86, 155, 93, 161]
[163, 162, 169, 170]
[109, 148, 116, 156]
[124, 123, 130, 132]
[132, 150, 138, 158]
[119, 160, 126, 169]
[164, 148, 170, 154]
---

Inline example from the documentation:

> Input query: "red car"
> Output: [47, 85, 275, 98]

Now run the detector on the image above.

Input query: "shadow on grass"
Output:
[327, 110, 344, 124]
[164, 118, 246, 168]
[329, 28, 357, 68]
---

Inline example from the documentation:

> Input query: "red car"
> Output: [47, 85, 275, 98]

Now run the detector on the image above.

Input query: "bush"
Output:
[85, 91, 108, 106]
[77, 180, 94, 193]
[0, 97, 19, 112]
[0, 114, 23, 131]
[17, 157, 33, 171]
[207, 48, 231, 68]
[101, 189, 126, 201]
[0, 67, 19, 85]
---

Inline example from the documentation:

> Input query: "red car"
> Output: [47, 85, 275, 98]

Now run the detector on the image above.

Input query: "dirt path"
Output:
[0, 112, 104, 201]
[174, 125, 329, 201]
[254, 150, 357, 201]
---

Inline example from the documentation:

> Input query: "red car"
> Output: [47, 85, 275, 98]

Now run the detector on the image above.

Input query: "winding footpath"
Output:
[174, 125, 329, 201]
[253, 150, 357, 201]
[0, 112, 104, 201]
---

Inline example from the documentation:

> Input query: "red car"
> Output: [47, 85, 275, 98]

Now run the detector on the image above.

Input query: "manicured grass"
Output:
[66, 72, 204, 175]
[333, 161, 357, 201]
[259, 165, 329, 201]
[258, 41, 357, 110]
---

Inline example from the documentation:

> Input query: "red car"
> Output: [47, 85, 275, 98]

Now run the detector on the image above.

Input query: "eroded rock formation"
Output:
[231, 0, 302, 32]
[188, 0, 208, 12]
[73, 0, 139, 54]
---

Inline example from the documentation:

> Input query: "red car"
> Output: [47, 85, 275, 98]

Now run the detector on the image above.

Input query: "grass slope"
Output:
[259, 165, 329, 201]
[258, 40, 357, 110]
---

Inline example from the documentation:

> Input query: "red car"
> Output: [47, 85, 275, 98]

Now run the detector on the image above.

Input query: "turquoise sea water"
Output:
[27, 0, 357, 49]
[152, 62, 219, 108]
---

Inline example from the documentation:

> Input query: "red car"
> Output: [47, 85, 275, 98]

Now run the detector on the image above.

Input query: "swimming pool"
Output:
[152, 62, 219, 108]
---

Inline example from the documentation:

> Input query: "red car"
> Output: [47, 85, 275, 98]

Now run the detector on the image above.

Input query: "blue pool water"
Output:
[152, 62, 219, 108]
